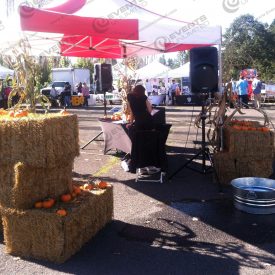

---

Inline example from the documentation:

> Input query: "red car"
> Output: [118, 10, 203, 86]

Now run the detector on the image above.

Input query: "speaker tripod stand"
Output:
[168, 97, 222, 191]
[81, 90, 107, 150]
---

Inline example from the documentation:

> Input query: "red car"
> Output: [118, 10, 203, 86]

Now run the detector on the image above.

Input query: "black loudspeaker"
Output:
[190, 47, 218, 94]
[94, 63, 113, 92]
[94, 64, 101, 92]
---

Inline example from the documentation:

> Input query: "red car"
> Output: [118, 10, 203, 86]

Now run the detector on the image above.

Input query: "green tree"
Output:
[37, 56, 51, 87]
[73, 58, 95, 83]
[177, 51, 189, 65]
[167, 58, 176, 69]
[159, 54, 166, 66]
[59, 57, 71, 67]
[222, 14, 275, 82]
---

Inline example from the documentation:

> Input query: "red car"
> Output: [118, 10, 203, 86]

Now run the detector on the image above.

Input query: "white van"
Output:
[262, 83, 275, 102]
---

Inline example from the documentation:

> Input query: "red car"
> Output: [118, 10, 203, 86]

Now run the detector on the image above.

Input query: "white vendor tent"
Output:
[0, 65, 14, 79]
[135, 60, 170, 79]
[167, 62, 190, 78]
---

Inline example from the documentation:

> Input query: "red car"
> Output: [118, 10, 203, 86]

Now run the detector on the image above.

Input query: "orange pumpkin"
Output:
[73, 185, 81, 195]
[8, 110, 15, 117]
[261, 127, 269, 132]
[60, 109, 69, 115]
[83, 183, 93, 190]
[34, 201, 43, 208]
[42, 198, 55, 209]
[14, 110, 29, 118]
[0, 109, 8, 115]
[232, 125, 241, 130]
[56, 209, 67, 217]
[241, 126, 249, 131]
[98, 181, 108, 189]
[60, 193, 72, 202]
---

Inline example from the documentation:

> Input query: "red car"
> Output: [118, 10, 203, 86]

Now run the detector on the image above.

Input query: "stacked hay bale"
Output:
[2, 185, 113, 263]
[213, 120, 274, 185]
[0, 114, 79, 209]
[0, 113, 113, 262]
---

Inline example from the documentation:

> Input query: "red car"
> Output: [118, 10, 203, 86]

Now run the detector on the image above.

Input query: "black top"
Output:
[127, 93, 154, 130]
[63, 85, 71, 96]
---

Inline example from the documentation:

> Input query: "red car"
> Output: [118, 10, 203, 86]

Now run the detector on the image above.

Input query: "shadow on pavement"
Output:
[8, 220, 274, 274]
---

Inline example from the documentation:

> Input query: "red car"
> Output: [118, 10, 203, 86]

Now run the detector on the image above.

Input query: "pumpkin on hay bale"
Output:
[0, 113, 80, 168]
[0, 161, 74, 209]
[223, 122, 274, 159]
[1, 185, 113, 263]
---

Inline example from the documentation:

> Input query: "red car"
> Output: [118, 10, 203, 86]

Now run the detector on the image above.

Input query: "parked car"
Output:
[41, 81, 67, 97]
[261, 83, 275, 102]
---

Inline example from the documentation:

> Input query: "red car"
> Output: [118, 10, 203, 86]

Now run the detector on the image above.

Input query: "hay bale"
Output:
[213, 152, 238, 185]
[2, 186, 113, 263]
[0, 162, 73, 209]
[0, 114, 79, 168]
[223, 126, 274, 158]
[213, 152, 273, 185]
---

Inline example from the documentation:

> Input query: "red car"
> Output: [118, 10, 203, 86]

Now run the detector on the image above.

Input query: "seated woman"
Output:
[125, 85, 159, 173]
[127, 84, 154, 131]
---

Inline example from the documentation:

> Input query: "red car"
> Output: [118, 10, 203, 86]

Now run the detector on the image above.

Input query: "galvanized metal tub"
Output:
[231, 177, 275, 214]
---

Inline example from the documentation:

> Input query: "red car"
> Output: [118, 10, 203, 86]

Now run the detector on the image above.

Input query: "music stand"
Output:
[168, 93, 221, 190]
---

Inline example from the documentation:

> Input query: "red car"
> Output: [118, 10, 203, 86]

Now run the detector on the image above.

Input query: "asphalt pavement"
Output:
[0, 103, 275, 275]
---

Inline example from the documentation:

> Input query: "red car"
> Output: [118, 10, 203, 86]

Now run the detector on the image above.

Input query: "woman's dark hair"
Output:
[133, 85, 145, 96]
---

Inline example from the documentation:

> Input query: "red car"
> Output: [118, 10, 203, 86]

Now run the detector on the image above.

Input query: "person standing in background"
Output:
[82, 82, 90, 107]
[169, 79, 178, 106]
[49, 84, 58, 107]
[3, 84, 12, 109]
[77, 82, 82, 94]
[0, 81, 4, 108]
[236, 75, 249, 108]
[252, 74, 262, 109]
[64, 82, 72, 108]
[145, 79, 152, 96]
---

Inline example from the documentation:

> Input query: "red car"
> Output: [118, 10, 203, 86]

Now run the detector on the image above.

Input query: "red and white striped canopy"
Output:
[18, 0, 221, 58]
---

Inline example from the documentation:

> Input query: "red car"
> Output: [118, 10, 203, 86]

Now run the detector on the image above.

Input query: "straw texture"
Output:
[2, 186, 113, 263]
[223, 125, 274, 159]
[213, 152, 273, 185]
[0, 114, 79, 168]
[0, 162, 73, 209]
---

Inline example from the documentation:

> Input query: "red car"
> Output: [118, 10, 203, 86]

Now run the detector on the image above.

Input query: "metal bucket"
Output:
[231, 177, 275, 214]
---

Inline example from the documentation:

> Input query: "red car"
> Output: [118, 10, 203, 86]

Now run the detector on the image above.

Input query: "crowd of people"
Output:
[143, 78, 188, 106]
[231, 73, 263, 109]
[50, 81, 90, 108]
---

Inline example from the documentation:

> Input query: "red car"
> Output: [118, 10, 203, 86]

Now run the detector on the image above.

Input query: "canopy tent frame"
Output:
[0, 1, 223, 92]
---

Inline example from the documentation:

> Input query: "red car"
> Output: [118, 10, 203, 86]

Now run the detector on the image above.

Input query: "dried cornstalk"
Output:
[4, 39, 49, 113]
